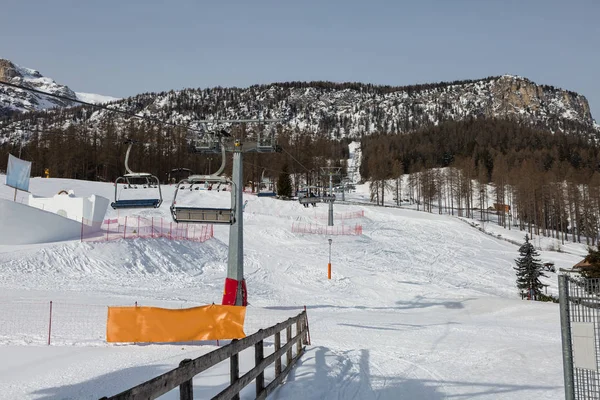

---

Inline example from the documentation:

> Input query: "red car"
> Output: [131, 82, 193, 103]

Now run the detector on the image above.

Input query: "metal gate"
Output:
[559, 274, 600, 400]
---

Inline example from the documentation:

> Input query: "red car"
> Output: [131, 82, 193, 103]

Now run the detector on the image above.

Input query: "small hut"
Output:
[573, 259, 593, 271]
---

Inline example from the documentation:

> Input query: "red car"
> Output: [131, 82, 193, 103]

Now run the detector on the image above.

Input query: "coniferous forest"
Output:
[360, 118, 600, 246]
[0, 118, 349, 193]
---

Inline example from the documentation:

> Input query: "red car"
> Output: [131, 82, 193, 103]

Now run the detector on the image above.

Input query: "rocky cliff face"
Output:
[0, 59, 78, 113]
[489, 76, 592, 125]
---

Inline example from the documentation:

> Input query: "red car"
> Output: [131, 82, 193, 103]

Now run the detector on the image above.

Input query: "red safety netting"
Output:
[315, 210, 365, 220]
[81, 216, 214, 243]
[291, 222, 363, 236]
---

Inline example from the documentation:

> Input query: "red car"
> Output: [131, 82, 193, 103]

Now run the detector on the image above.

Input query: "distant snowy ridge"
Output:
[75, 92, 120, 104]
[0, 58, 117, 114]
[0, 57, 597, 140]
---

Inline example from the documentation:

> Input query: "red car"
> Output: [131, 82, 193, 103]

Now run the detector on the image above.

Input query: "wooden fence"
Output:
[101, 310, 310, 400]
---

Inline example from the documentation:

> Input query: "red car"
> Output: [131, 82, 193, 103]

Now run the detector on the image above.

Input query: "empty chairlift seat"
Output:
[111, 198, 162, 209]
[171, 206, 235, 224]
[111, 140, 163, 210]
[112, 173, 163, 210]
[170, 175, 236, 225]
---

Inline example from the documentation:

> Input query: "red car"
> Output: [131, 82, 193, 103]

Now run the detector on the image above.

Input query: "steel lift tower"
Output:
[321, 166, 342, 226]
[172, 119, 280, 306]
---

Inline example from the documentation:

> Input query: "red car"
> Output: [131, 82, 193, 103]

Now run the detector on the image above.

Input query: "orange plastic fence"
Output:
[106, 304, 246, 343]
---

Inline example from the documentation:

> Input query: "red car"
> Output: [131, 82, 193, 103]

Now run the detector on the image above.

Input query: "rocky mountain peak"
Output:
[0, 59, 21, 80]
[0, 58, 78, 113]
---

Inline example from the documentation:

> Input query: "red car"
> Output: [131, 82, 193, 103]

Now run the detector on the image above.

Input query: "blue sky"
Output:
[2, 0, 599, 120]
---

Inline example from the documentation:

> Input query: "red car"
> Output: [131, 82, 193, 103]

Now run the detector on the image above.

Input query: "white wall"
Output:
[0, 199, 84, 245]
[28, 192, 109, 230]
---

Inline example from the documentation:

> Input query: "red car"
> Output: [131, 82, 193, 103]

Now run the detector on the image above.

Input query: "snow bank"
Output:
[0, 199, 83, 244]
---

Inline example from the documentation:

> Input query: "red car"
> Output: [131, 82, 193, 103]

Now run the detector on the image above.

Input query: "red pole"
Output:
[47, 301, 53, 346]
[169, 222, 172, 240]
[106, 219, 110, 241]
[137, 216, 140, 237]
[123, 216, 128, 239]
[151, 217, 154, 238]
[161, 218, 163, 238]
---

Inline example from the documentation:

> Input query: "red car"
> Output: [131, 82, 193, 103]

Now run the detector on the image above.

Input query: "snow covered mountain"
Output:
[0, 57, 597, 144]
[75, 91, 120, 105]
[3, 73, 597, 140]
[0, 59, 117, 116]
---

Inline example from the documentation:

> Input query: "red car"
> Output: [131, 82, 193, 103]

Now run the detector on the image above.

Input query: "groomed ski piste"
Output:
[0, 174, 586, 399]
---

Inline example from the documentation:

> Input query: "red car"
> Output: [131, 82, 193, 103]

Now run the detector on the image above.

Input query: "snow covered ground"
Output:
[0, 175, 581, 399]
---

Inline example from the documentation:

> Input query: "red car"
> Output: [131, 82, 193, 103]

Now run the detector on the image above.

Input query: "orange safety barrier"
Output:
[106, 304, 246, 343]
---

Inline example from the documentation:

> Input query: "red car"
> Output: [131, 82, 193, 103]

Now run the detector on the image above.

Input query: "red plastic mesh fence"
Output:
[291, 222, 363, 236]
[81, 216, 214, 243]
[315, 210, 365, 220]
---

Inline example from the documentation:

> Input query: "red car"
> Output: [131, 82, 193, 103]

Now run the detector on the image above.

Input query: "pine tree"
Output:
[579, 247, 600, 279]
[514, 234, 547, 300]
[277, 165, 292, 198]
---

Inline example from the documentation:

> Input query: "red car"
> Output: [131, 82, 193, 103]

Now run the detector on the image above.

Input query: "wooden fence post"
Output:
[179, 359, 193, 400]
[286, 325, 292, 366]
[230, 340, 240, 400]
[303, 307, 311, 345]
[296, 320, 302, 354]
[255, 338, 264, 396]
[274, 331, 282, 377]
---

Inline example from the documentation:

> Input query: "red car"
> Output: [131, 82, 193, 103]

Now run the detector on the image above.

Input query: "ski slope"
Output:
[0, 176, 582, 399]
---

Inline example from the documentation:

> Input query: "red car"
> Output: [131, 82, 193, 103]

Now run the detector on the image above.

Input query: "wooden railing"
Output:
[101, 310, 310, 400]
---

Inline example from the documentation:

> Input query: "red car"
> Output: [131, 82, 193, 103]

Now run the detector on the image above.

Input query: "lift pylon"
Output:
[178, 119, 282, 306]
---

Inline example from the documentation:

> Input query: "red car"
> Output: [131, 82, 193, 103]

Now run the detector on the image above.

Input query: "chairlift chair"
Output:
[171, 175, 236, 224]
[111, 140, 163, 209]
[257, 169, 277, 197]
[170, 135, 235, 224]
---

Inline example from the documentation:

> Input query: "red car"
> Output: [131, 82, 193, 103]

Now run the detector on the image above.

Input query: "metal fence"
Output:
[559, 274, 600, 400]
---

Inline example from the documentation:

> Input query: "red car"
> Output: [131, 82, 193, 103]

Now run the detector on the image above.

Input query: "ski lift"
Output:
[299, 194, 336, 205]
[298, 183, 336, 206]
[111, 140, 162, 209]
[170, 137, 235, 224]
[257, 169, 276, 197]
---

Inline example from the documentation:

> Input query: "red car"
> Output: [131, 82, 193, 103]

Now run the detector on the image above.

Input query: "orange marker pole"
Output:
[327, 238, 333, 279]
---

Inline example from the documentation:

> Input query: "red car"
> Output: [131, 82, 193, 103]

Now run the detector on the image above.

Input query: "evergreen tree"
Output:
[514, 234, 547, 300]
[277, 165, 292, 198]
[579, 247, 600, 279]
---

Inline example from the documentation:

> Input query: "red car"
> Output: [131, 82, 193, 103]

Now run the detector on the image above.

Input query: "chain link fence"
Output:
[559, 274, 600, 399]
